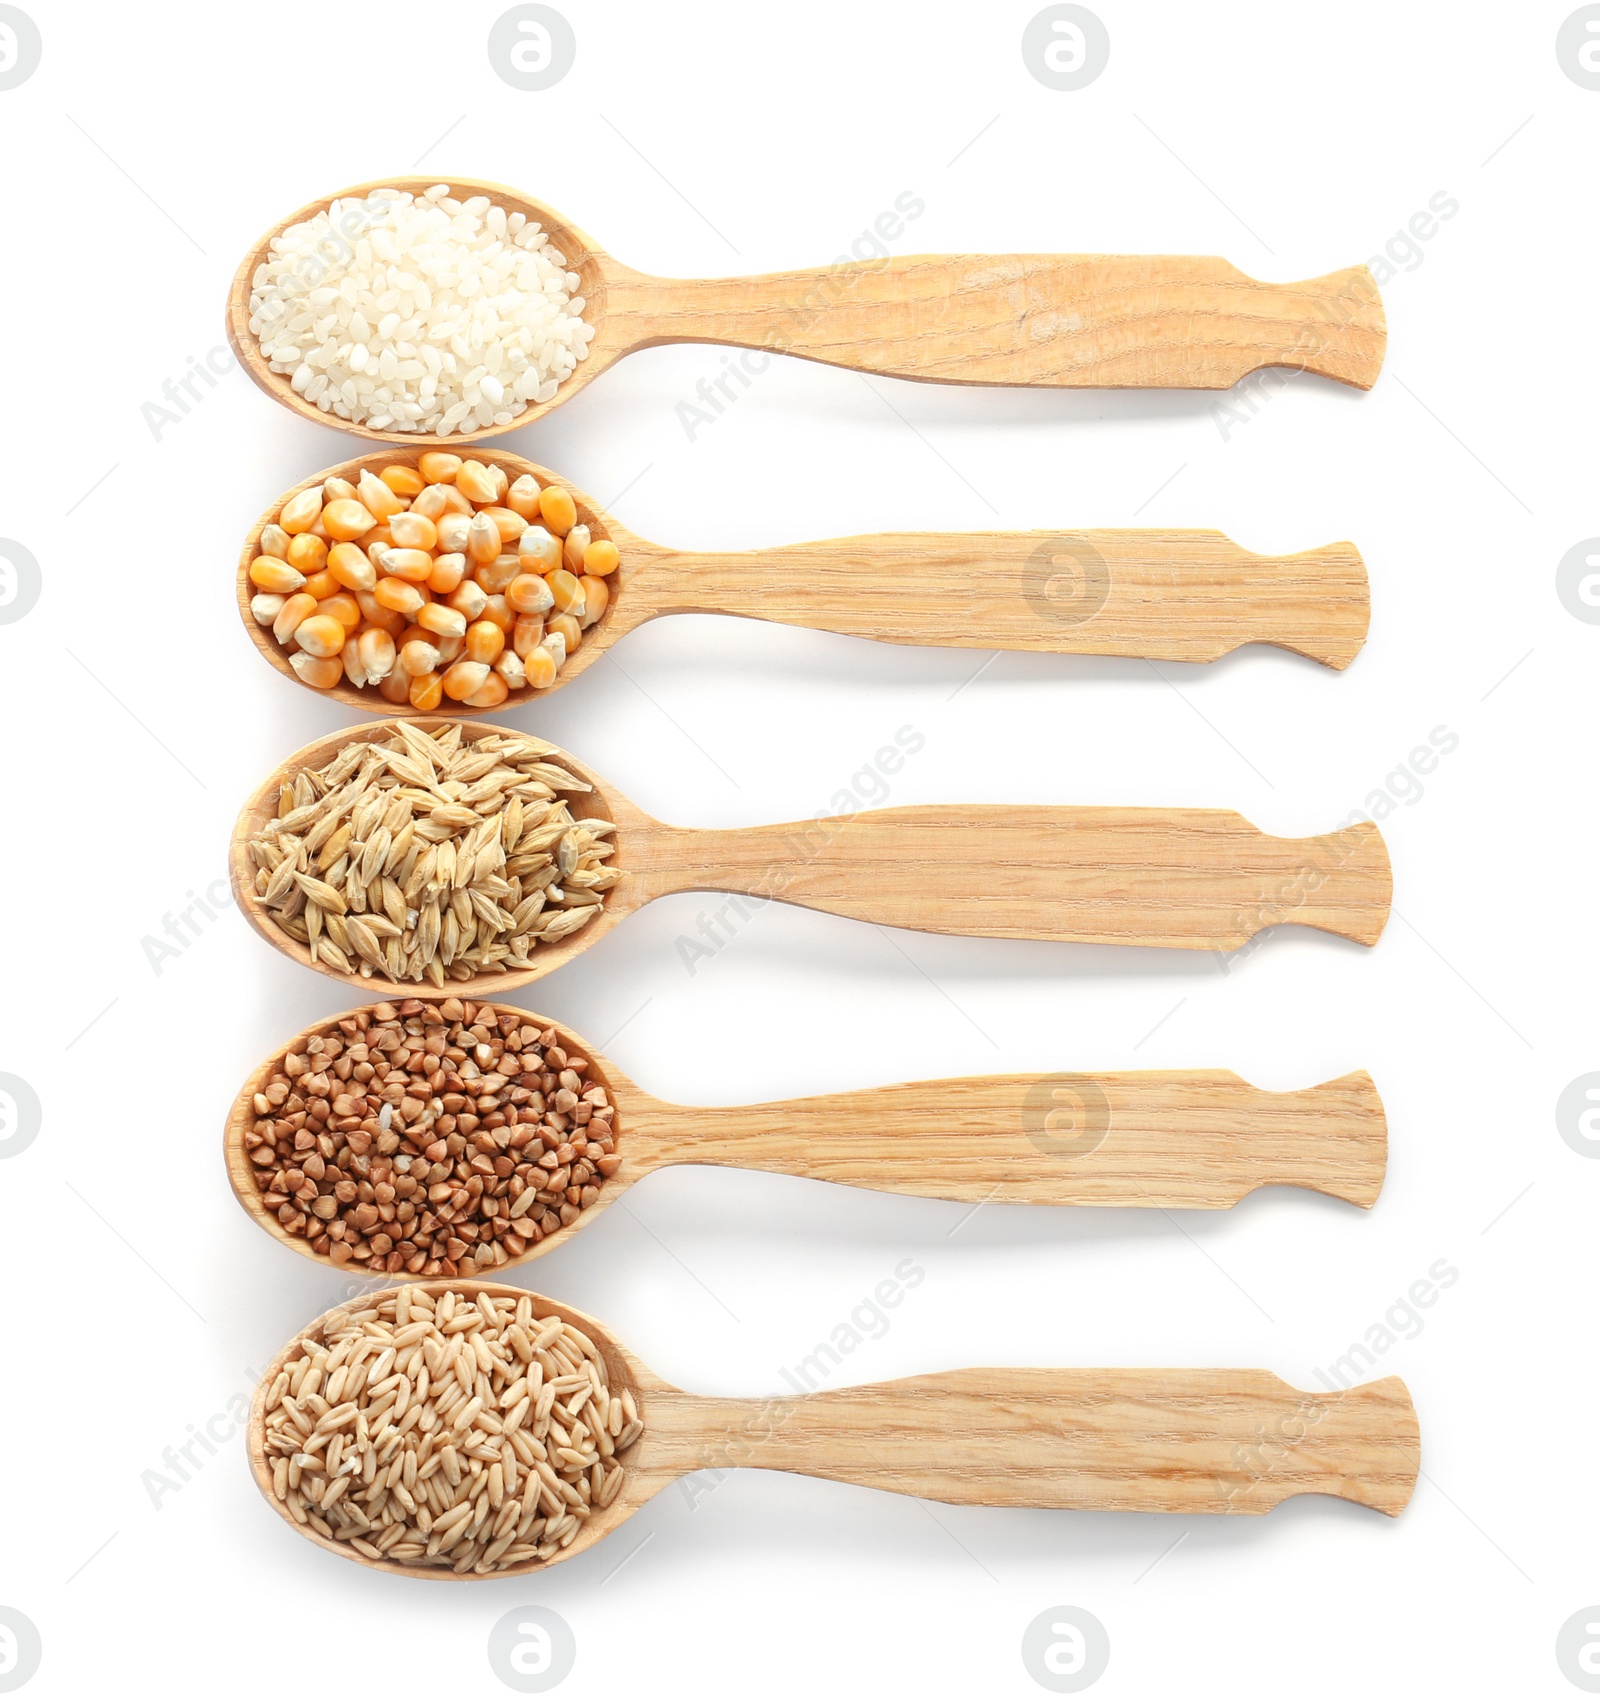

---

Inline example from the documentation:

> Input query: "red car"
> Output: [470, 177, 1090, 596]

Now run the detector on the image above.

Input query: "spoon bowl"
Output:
[247, 1280, 1421, 1578]
[246, 1280, 657, 1578]
[227, 176, 1387, 448]
[226, 178, 626, 445]
[230, 718, 1393, 996]
[224, 997, 1387, 1282]
[229, 719, 635, 996]
[237, 449, 634, 715]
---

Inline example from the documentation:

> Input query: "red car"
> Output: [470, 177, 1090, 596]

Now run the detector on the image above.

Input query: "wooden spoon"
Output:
[225, 1000, 1387, 1278]
[239, 448, 1370, 715]
[229, 719, 1393, 995]
[225, 176, 1388, 448]
[247, 1280, 1420, 1579]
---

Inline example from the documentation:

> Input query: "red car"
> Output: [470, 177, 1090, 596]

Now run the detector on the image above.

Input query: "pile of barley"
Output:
[261, 1286, 641, 1573]
[248, 186, 594, 435]
[245, 998, 620, 1274]
[246, 724, 618, 984]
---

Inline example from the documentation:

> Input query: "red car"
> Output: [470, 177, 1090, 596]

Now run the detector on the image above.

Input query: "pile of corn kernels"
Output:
[247, 455, 619, 708]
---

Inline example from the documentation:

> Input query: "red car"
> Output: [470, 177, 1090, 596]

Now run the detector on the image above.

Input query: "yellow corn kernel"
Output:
[250, 592, 285, 627]
[389, 511, 438, 551]
[291, 652, 343, 689]
[512, 614, 547, 659]
[408, 670, 445, 711]
[578, 575, 610, 629]
[323, 477, 360, 504]
[506, 474, 543, 520]
[547, 570, 586, 617]
[357, 470, 405, 521]
[455, 459, 502, 504]
[366, 523, 393, 550]
[340, 634, 368, 688]
[323, 593, 362, 632]
[463, 672, 510, 710]
[493, 648, 526, 688]
[507, 573, 554, 615]
[259, 523, 291, 559]
[419, 451, 462, 484]
[464, 619, 506, 664]
[466, 512, 501, 565]
[286, 533, 328, 575]
[480, 594, 514, 633]
[379, 666, 413, 705]
[524, 645, 558, 688]
[583, 539, 620, 577]
[380, 464, 425, 498]
[437, 484, 473, 515]
[417, 602, 468, 641]
[441, 660, 491, 701]
[473, 552, 522, 594]
[374, 577, 426, 618]
[279, 488, 323, 535]
[480, 506, 527, 545]
[548, 613, 582, 652]
[427, 552, 466, 595]
[272, 592, 318, 646]
[323, 499, 378, 542]
[540, 630, 567, 667]
[436, 512, 472, 553]
[357, 627, 397, 681]
[435, 632, 465, 666]
[295, 614, 347, 658]
[307, 512, 331, 540]
[251, 556, 306, 595]
[380, 547, 436, 584]
[518, 525, 562, 574]
[411, 483, 451, 521]
[562, 524, 591, 572]
[539, 485, 576, 536]
[328, 543, 377, 593]
[302, 570, 339, 601]
[355, 592, 407, 635]
[399, 638, 443, 677]
[448, 580, 489, 621]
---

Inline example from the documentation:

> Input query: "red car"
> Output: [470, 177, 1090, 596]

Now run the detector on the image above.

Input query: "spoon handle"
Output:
[630, 810, 1390, 951]
[629, 1070, 1384, 1208]
[631, 531, 1367, 668]
[617, 255, 1384, 390]
[656, 1370, 1418, 1515]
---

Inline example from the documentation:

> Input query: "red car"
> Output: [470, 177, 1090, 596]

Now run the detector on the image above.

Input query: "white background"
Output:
[0, 2, 1590, 1692]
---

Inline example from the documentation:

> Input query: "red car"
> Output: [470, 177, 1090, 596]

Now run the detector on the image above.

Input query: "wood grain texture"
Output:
[608, 253, 1386, 392]
[247, 1282, 1420, 1578]
[227, 176, 1385, 448]
[231, 721, 1394, 995]
[223, 1002, 1388, 1279]
[626, 807, 1393, 951]
[623, 1068, 1388, 1210]
[626, 528, 1369, 669]
[636, 1369, 1420, 1518]
[237, 449, 1369, 720]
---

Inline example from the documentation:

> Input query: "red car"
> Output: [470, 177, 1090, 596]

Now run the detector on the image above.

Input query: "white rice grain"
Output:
[249, 185, 595, 435]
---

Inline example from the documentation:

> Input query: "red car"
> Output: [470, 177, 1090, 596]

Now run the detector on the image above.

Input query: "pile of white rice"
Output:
[248, 185, 595, 435]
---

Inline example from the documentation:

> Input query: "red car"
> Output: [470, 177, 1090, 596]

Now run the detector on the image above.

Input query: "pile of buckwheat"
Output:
[244, 998, 619, 1274]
